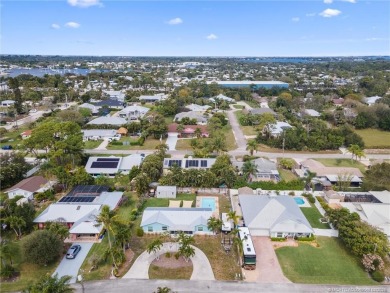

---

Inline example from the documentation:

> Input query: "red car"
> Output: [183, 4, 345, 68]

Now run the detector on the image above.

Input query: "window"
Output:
[162, 226, 168, 231]
[197, 226, 203, 231]
[148, 226, 153, 232]
[201, 160, 207, 167]
[277, 232, 283, 238]
[186, 160, 199, 168]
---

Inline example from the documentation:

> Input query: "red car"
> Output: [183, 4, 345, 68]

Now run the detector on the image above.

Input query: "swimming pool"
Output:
[294, 197, 305, 205]
[201, 198, 216, 211]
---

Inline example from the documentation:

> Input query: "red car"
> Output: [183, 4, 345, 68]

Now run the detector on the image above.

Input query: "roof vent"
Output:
[76, 206, 81, 210]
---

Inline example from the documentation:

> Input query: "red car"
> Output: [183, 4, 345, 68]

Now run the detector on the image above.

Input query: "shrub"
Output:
[110, 141, 122, 146]
[295, 235, 316, 241]
[270, 237, 286, 242]
[22, 230, 62, 265]
[34, 189, 55, 202]
[308, 196, 316, 204]
[288, 191, 295, 196]
[136, 227, 144, 237]
[0, 264, 15, 278]
[362, 254, 385, 272]
[371, 271, 385, 283]
[165, 252, 171, 258]
[302, 193, 312, 198]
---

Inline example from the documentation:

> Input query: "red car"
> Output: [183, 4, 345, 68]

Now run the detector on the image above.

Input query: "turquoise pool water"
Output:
[201, 198, 216, 211]
[294, 197, 305, 205]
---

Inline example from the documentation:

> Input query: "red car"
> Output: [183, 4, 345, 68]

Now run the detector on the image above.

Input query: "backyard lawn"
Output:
[300, 203, 330, 229]
[355, 128, 390, 148]
[314, 158, 367, 173]
[276, 237, 376, 285]
[278, 169, 298, 182]
[144, 193, 196, 208]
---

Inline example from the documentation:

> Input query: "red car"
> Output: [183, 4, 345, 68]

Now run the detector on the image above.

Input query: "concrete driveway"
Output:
[123, 242, 214, 280]
[243, 237, 291, 283]
[226, 110, 247, 150]
[53, 243, 93, 284]
[166, 133, 179, 150]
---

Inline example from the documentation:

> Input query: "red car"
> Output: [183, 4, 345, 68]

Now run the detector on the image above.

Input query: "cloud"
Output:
[167, 18, 183, 25]
[51, 23, 60, 29]
[67, 0, 103, 8]
[65, 22, 80, 28]
[324, 0, 333, 3]
[319, 8, 342, 17]
[341, 0, 356, 3]
[306, 12, 316, 17]
[292, 17, 300, 22]
[206, 34, 218, 40]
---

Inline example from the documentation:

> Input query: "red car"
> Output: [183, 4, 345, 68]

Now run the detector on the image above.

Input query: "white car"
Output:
[29, 109, 37, 113]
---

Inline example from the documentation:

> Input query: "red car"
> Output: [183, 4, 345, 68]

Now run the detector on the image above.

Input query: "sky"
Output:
[1, 0, 389, 56]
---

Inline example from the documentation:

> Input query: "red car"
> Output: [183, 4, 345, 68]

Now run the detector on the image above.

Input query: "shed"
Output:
[156, 186, 177, 198]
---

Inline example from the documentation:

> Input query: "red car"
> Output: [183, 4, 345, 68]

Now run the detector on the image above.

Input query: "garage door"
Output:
[249, 229, 269, 236]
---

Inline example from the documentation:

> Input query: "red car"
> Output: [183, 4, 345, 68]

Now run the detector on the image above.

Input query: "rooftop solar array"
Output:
[58, 196, 95, 203]
[168, 160, 182, 167]
[91, 161, 120, 169]
[66, 185, 109, 197]
[96, 158, 120, 162]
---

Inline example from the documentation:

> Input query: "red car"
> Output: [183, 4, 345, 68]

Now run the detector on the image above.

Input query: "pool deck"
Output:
[294, 196, 311, 208]
[196, 196, 220, 218]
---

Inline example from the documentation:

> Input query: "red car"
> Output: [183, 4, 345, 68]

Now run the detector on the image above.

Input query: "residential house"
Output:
[248, 108, 277, 117]
[85, 154, 145, 177]
[156, 186, 177, 198]
[238, 194, 314, 237]
[233, 158, 280, 182]
[139, 93, 168, 103]
[168, 123, 209, 138]
[185, 104, 211, 113]
[174, 111, 208, 125]
[303, 109, 321, 117]
[1, 100, 15, 107]
[34, 185, 123, 242]
[118, 105, 149, 121]
[140, 207, 213, 235]
[163, 157, 216, 170]
[364, 96, 382, 106]
[82, 129, 120, 141]
[5, 176, 51, 200]
[79, 103, 100, 115]
[93, 99, 124, 110]
[87, 116, 127, 126]
[209, 94, 235, 103]
[21, 130, 32, 140]
[265, 121, 292, 137]
[103, 90, 126, 102]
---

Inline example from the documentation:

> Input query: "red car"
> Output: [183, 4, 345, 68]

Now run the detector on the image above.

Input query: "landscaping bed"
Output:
[149, 254, 193, 279]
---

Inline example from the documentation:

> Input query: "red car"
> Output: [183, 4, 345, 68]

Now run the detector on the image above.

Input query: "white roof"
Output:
[185, 104, 211, 112]
[95, 191, 123, 210]
[208, 81, 288, 86]
[34, 204, 101, 223]
[119, 105, 149, 115]
[69, 221, 101, 234]
[156, 186, 177, 193]
[326, 175, 363, 183]
[269, 121, 292, 135]
[85, 155, 144, 175]
[82, 129, 117, 137]
[370, 191, 390, 204]
[141, 208, 213, 231]
[87, 116, 127, 125]
[305, 109, 320, 117]
[211, 94, 235, 102]
[364, 96, 382, 105]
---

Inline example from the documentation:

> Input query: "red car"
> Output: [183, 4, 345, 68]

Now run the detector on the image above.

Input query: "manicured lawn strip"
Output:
[1, 240, 61, 292]
[232, 105, 244, 109]
[84, 140, 102, 149]
[175, 139, 192, 150]
[276, 237, 376, 285]
[355, 128, 390, 148]
[300, 204, 330, 229]
[194, 235, 241, 280]
[149, 264, 192, 279]
[144, 193, 196, 209]
[278, 169, 298, 182]
[314, 158, 367, 174]
[107, 138, 162, 150]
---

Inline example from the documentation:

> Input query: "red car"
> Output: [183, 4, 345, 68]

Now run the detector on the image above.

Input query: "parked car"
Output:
[66, 244, 81, 259]
[29, 109, 37, 114]
[1, 145, 12, 150]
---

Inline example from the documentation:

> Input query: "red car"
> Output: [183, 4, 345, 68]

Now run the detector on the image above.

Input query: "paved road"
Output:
[72, 279, 390, 293]
[123, 242, 214, 280]
[53, 243, 93, 284]
[226, 109, 247, 150]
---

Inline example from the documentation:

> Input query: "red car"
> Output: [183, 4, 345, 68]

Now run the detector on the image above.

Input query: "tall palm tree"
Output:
[113, 222, 131, 254]
[348, 144, 365, 162]
[227, 211, 240, 228]
[147, 238, 163, 261]
[241, 160, 257, 181]
[25, 273, 74, 293]
[6, 216, 26, 239]
[95, 205, 120, 270]
[0, 241, 14, 267]
[246, 139, 258, 156]
[207, 217, 222, 235]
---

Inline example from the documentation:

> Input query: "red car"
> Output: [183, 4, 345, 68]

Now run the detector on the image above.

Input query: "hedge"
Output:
[234, 179, 304, 190]
[295, 236, 316, 241]
[270, 237, 287, 242]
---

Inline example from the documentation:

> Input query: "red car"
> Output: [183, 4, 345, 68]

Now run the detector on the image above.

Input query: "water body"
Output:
[5, 68, 116, 78]
[241, 56, 390, 63]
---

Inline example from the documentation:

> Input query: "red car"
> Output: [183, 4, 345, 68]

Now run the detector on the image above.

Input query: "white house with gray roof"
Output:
[87, 116, 127, 126]
[238, 194, 314, 238]
[118, 105, 149, 121]
[140, 207, 213, 235]
[85, 154, 145, 177]
[233, 158, 280, 182]
[139, 93, 168, 103]
[82, 129, 120, 141]
[174, 111, 208, 125]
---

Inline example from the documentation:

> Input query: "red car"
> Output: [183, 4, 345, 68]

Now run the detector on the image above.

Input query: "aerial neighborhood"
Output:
[0, 55, 390, 292]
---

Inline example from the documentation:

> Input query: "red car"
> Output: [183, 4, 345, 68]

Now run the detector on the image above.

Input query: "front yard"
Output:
[276, 237, 376, 285]
[314, 158, 367, 174]
[106, 137, 163, 150]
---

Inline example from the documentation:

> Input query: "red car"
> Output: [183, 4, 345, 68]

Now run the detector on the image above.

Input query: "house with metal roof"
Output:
[185, 104, 211, 113]
[87, 116, 127, 126]
[5, 176, 52, 200]
[174, 111, 208, 125]
[266, 121, 292, 137]
[85, 154, 145, 177]
[207, 81, 289, 89]
[139, 93, 168, 103]
[93, 99, 125, 109]
[163, 158, 216, 170]
[233, 158, 280, 182]
[34, 186, 123, 242]
[118, 105, 149, 121]
[238, 194, 314, 237]
[140, 207, 213, 235]
[82, 129, 120, 141]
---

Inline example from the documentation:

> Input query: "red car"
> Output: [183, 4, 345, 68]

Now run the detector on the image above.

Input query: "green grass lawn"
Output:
[276, 237, 376, 285]
[84, 140, 103, 149]
[106, 137, 162, 150]
[278, 169, 298, 182]
[234, 111, 257, 136]
[144, 193, 196, 209]
[0, 126, 29, 149]
[300, 203, 330, 229]
[355, 128, 390, 148]
[149, 264, 193, 280]
[232, 104, 244, 109]
[1, 239, 61, 292]
[314, 158, 367, 173]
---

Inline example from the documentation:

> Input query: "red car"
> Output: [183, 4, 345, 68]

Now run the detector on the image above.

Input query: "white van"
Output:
[221, 213, 233, 233]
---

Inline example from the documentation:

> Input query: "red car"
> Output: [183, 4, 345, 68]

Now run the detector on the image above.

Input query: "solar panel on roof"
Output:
[96, 158, 120, 162]
[91, 162, 119, 169]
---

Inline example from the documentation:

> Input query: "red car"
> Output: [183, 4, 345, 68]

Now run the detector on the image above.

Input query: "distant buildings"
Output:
[207, 81, 289, 89]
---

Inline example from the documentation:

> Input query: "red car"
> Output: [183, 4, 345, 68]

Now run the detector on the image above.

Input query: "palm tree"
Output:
[147, 238, 163, 261]
[241, 160, 257, 181]
[304, 170, 317, 191]
[178, 244, 195, 262]
[246, 139, 258, 156]
[45, 221, 69, 241]
[95, 205, 120, 270]
[25, 273, 74, 293]
[154, 287, 176, 293]
[113, 222, 131, 254]
[6, 216, 26, 239]
[0, 241, 14, 267]
[348, 144, 365, 162]
[207, 217, 222, 235]
[194, 127, 202, 139]
[227, 211, 240, 228]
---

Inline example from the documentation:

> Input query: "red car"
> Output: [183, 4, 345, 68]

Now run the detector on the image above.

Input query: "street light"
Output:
[77, 270, 85, 293]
